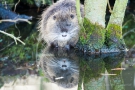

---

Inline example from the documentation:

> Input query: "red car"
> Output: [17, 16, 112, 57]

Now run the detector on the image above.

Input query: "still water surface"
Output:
[0, 46, 135, 90]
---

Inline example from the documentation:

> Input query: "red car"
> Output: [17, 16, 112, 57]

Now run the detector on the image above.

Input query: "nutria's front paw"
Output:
[50, 42, 58, 48]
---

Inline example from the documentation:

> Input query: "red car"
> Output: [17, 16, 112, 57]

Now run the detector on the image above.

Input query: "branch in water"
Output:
[0, 30, 25, 45]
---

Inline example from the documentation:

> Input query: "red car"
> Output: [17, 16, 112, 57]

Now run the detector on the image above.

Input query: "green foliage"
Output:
[1, 32, 45, 62]
[34, 0, 54, 5]
[79, 18, 93, 44]
[124, 33, 135, 48]
[1, 0, 14, 4]
[25, 0, 54, 6]
[17, 0, 34, 5]
[42, 0, 53, 5]
[123, 14, 135, 48]
[26, 0, 35, 5]
[1, 0, 54, 6]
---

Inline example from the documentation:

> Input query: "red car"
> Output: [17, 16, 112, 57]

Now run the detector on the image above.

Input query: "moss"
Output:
[106, 24, 122, 40]
[79, 17, 106, 49]
[106, 24, 126, 50]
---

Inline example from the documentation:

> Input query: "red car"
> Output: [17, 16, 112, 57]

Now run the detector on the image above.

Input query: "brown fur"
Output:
[38, 0, 83, 48]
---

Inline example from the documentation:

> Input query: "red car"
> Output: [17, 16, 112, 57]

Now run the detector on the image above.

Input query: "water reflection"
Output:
[39, 47, 127, 90]
[1, 47, 135, 90]
[77, 52, 125, 90]
[39, 47, 79, 90]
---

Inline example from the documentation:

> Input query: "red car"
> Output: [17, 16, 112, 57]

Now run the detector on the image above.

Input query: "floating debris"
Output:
[111, 68, 126, 70]
[55, 77, 64, 80]
[101, 73, 117, 76]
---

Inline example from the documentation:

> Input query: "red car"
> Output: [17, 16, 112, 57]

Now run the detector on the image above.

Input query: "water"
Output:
[1, 10, 135, 90]
[1, 46, 135, 90]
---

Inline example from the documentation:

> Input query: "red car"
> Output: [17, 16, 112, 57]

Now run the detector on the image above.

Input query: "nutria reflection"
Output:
[39, 47, 79, 88]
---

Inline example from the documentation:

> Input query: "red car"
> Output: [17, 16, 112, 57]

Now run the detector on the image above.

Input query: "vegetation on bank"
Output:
[76, 0, 128, 53]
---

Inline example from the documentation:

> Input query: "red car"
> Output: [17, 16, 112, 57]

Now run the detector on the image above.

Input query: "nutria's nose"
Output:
[62, 35, 67, 37]
[62, 65, 67, 67]
[61, 28, 68, 32]
[66, 23, 71, 26]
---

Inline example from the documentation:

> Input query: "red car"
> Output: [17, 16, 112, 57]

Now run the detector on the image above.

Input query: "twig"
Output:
[0, 42, 14, 51]
[55, 77, 64, 80]
[101, 73, 117, 76]
[123, 28, 135, 37]
[123, 19, 132, 27]
[107, 0, 112, 13]
[0, 18, 32, 24]
[129, 44, 135, 52]
[14, 0, 20, 12]
[111, 68, 126, 70]
[0, 30, 25, 45]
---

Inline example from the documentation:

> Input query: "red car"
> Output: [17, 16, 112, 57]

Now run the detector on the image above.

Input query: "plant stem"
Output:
[76, 0, 82, 25]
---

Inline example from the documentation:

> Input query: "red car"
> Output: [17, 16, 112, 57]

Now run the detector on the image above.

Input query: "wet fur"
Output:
[38, 0, 84, 47]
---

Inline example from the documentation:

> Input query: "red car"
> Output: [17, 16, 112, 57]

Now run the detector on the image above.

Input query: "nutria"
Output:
[38, 0, 83, 48]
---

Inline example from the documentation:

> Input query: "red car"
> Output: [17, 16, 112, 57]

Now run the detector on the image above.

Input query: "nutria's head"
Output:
[39, 0, 83, 47]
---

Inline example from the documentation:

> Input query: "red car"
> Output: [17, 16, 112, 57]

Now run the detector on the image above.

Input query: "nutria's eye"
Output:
[70, 14, 74, 19]
[53, 16, 56, 20]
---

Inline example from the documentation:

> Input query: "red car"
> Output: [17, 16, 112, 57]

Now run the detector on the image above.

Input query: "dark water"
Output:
[1, 10, 135, 90]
